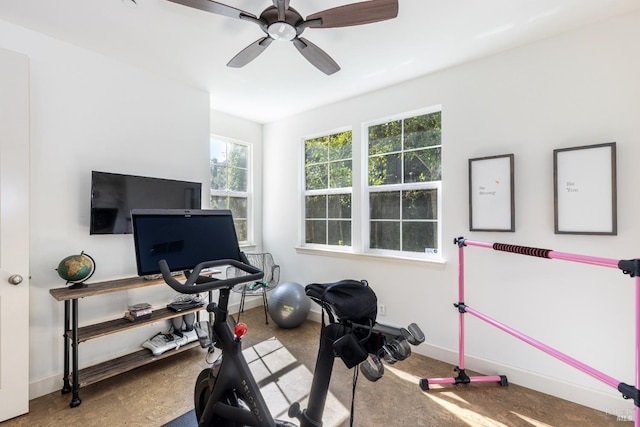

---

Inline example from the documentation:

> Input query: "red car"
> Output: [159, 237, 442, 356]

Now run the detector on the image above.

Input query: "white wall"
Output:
[262, 11, 640, 414]
[0, 19, 213, 397]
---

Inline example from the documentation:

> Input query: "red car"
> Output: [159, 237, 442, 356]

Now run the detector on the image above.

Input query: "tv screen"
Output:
[90, 171, 202, 235]
[131, 209, 243, 276]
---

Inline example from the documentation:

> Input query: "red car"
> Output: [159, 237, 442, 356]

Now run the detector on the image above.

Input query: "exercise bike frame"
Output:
[160, 258, 423, 427]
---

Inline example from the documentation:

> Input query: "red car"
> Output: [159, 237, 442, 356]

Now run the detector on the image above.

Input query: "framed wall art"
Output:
[553, 142, 617, 235]
[468, 154, 515, 232]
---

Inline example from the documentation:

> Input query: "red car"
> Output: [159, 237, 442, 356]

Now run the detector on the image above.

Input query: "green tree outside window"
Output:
[211, 137, 249, 242]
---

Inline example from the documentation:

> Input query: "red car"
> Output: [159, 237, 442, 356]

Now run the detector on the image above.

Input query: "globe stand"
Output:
[57, 251, 96, 289]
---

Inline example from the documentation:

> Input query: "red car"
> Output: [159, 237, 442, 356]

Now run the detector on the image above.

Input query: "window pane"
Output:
[305, 137, 328, 164]
[402, 190, 437, 220]
[328, 220, 351, 246]
[210, 196, 247, 219]
[306, 220, 326, 244]
[404, 112, 441, 150]
[329, 160, 352, 188]
[369, 120, 402, 155]
[369, 153, 401, 186]
[328, 194, 351, 219]
[305, 164, 328, 190]
[210, 195, 226, 209]
[229, 143, 248, 169]
[370, 221, 400, 250]
[404, 147, 442, 183]
[305, 195, 326, 219]
[328, 131, 352, 160]
[228, 196, 247, 218]
[210, 139, 227, 162]
[234, 219, 247, 242]
[211, 164, 228, 190]
[370, 191, 400, 219]
[211, 140, 248, 192]
[228, 166, 247, 192]
[402, 222, 437, 252]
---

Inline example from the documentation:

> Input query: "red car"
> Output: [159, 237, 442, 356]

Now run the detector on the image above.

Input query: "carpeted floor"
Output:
[3, 306, 633, 426]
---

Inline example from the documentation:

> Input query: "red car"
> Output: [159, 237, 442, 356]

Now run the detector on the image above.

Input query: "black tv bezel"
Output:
[90, 170, 202, 235]
[131, 209, 243, 277]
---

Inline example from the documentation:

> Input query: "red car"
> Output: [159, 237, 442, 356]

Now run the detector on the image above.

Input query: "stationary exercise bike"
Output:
[159, 258, 425, 427]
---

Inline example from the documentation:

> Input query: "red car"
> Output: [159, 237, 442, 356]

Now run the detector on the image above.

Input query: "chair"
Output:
[227, 253, 280, 324]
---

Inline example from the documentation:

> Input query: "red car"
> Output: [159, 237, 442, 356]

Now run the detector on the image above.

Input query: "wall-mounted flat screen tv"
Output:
[90, 171, 202, 235]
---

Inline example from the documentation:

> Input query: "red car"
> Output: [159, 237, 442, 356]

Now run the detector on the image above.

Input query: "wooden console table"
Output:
[50, 276, 204, 408]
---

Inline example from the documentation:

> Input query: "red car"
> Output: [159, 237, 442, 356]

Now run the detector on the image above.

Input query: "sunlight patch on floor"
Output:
[422, 392, 509, 427]
[384, 364, 471, 406]
[243, 337, 350, 427]
[510, 412, 554, 426]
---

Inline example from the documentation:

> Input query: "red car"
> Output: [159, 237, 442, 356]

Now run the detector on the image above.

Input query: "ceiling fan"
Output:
[167, 0, 399, 75]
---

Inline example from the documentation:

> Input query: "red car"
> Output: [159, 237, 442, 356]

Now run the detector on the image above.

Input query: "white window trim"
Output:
[301, 127, 354, 249]
[210, 135, 254, 245]
[361, 106, 443, 261]
[298, 106, 444, 264]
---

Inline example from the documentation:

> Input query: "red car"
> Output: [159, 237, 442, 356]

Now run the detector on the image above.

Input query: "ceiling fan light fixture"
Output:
[268, 22, 296, 41]
[167, 0, 399, 73]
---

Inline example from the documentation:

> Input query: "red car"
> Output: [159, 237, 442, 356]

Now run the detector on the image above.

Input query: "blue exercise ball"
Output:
[268, 282, 311, 329]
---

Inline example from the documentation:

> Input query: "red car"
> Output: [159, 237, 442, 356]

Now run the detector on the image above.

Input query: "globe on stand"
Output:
[56, 251, 96, 289]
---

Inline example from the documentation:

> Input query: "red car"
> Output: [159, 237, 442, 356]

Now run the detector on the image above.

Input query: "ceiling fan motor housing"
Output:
[261, 6, 302, 41]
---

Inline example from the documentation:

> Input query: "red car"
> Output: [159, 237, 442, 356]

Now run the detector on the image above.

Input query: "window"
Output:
[304, 131, 353, 246]
[367, 110, 442, 256]
[300, 108, 442, 260]
[210, 136, 250, 243]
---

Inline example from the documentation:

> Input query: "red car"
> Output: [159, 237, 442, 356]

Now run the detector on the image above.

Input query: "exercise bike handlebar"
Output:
[159, 258, 264, 294]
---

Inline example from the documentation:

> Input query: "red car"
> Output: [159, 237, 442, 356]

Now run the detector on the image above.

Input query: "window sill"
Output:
[294, 246, 447, 268]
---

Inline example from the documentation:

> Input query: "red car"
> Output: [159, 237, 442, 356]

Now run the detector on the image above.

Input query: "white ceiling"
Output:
[1, 0, 639, 124]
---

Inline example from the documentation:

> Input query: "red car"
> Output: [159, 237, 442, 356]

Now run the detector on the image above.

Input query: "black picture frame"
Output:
[553, 142, 617, 235]
[468, 154, 515, 232]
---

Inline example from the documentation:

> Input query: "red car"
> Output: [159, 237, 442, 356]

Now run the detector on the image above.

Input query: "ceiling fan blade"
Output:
[292, 37, 340, 75]
[166, 0, 256, 20]
[227, 37, 273, 68]
[305, 0, 398, 28]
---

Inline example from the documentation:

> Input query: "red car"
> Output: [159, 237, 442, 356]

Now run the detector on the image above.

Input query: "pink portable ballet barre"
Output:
[420, 237, 640, 424]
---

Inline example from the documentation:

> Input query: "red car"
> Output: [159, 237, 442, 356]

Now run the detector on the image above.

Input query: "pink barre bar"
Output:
[462, 239, 620, 269]
[458, 243, 466, 368]
[464, 305, 620, 389]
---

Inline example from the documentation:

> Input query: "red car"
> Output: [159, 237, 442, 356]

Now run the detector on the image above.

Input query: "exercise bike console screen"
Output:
[131, 209, 243, 276]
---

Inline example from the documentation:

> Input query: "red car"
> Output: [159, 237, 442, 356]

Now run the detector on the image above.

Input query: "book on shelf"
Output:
[124, 302, 153, 322]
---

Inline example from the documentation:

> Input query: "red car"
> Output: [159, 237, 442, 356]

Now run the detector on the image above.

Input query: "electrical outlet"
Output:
[378, 303, 386, 316]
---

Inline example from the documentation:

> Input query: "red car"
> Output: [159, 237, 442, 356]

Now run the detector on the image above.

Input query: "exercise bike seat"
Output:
[305, 279, 378, 324]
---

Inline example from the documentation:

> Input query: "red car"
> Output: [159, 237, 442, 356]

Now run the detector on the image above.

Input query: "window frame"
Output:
[363, 106, 443, 260]
[298, 106, 443, 262]
[302, 127, 353, 250]
[210, 135, 253, 245]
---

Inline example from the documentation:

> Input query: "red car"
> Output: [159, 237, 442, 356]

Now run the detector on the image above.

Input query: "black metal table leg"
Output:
[70, 298, 81, 407]
[62, 300, 72, 394]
